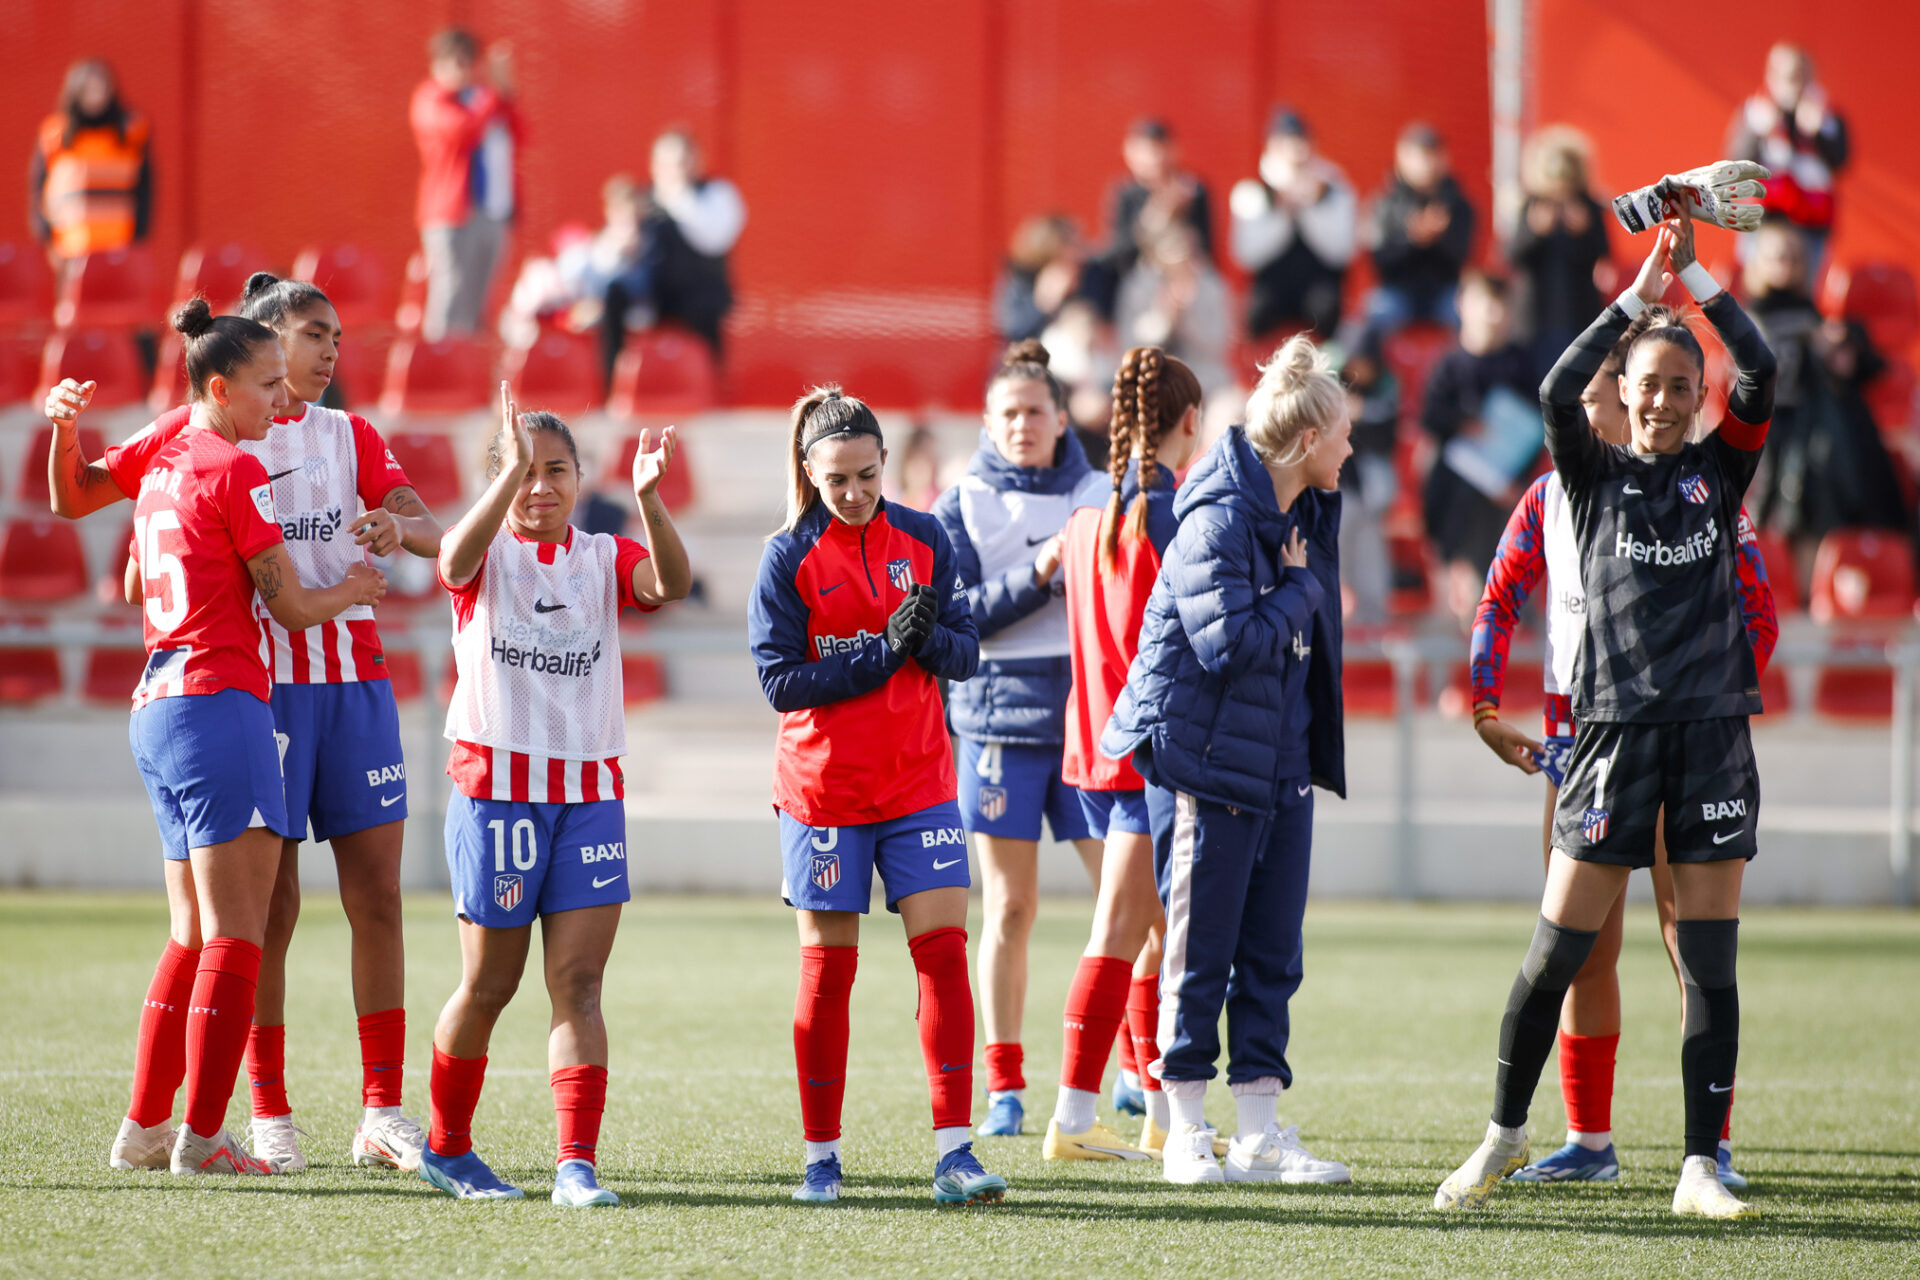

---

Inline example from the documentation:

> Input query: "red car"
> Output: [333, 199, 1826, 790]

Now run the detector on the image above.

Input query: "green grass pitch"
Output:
[1, 893, 1916, 1279]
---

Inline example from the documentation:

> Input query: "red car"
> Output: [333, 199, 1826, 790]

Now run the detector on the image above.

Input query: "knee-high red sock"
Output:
[983, 1043, 1024, 1094]
[182, 937, 262, 1138]
[128, 939, 199, 1127]
[552, 1064, 608, 1166]
[429, 1047, 487, 1157]
[910, 927, 974, 1129]
[794, 945, 857, 1142]
[1116, 1021, 1138, 1078]
[1060, 955, 1132, 1093]
[245, 1023, 288, 1119]
[1558, 1030, 1620, 1135]
[358, 1008, 407, 1108]
[1127, 972, 1162, 1093]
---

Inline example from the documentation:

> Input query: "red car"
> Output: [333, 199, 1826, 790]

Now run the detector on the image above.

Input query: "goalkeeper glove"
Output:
[1612, 160, 1770, 234]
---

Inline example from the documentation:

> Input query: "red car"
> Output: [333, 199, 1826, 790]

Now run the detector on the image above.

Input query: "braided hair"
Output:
[1099, 346, 1202, 571]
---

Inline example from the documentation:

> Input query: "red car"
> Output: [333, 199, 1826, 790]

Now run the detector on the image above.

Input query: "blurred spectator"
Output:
[1419, 272, 1537, 624]
[1115, 224, 1231, 397]
[890, 424, 947, 510]
[498, 175, 651, 375]
[994, 214, 1108, 342]
[639, 128, 745, 357]
[29, 59, 150, 268]
[1336, 330, 1402, 625]
[411, 29, 522, 340]
[1230, 107, 1357, 341]
[1727, 42, 1848, 271]
[1365, 122, 1477, 335]
[1742, 220, 1905, 561]
[1509, 126, 1611, 371]
[1040, 299, 1122, 440]
[1099, 118, 1215, 313]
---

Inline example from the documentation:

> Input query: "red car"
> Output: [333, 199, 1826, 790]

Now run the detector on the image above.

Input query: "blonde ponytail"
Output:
[1243, 332, 1343, 466]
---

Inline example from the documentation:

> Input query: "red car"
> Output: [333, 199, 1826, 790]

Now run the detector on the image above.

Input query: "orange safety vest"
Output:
[37, 113, 150, 259]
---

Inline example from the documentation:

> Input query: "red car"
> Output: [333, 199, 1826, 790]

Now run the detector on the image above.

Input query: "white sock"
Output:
[804, 1139, 840, 1164]
[1145, 1088, 1170, 1131]
[935, 1126, 971, 1158]
[1569, 1128, 1612, 1151]
[364, 1105, 401, 1128]
[1231, 1089, 1278, 1139]
[1165, 1079, 1208, 1130]
[1053, 1086, 1098, 1133]
[1491, 1120, 1525, 1147]
[1119, 1069, 1140, 1091]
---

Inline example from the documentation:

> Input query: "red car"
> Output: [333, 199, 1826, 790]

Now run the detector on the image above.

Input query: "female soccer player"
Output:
[1435, 206, 1776, 1219]
[419, 385, 689, 1205]
[117, 299, 385, 1174]
[1470, 299, 1778, 1188]
[749, 387, 1004, 1206]
[1043, 346, 1203, 1162]
[932, 339, 1105, 1137]
[1101, 335, 1352, 1186]
[49, 273, 444, 1173]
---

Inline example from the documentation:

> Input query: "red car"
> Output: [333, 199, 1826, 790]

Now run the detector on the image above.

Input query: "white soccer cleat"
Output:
[248, 1113, 308, 1172]
[1433, 1121, 1529, 1210]
[1673, 1153, 1758, 1219]
[1162, 1123, 1226, 1185]
[109, 1117, 176, 1170]
[171, 1125, 281, 1176]
[352, 1111, 427, 1171]
[1223, 1123, 1352, 1184]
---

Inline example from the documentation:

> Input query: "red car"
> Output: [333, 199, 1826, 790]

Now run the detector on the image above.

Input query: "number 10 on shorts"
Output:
[489, 818, 538, 871]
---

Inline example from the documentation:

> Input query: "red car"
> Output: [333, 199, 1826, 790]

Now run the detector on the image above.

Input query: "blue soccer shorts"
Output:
[1538, 734, 1575, 788]
[272, 680, 408, 843]
[444, 792, 630, 928]
[778, 799, 970, 914]
[1077, 787, 1152, 839]
[130, 687, 292, 861]
[957, 739, 1092, 843]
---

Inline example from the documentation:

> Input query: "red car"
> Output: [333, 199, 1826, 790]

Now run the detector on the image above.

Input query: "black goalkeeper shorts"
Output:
[1551, 717, 1759, 867]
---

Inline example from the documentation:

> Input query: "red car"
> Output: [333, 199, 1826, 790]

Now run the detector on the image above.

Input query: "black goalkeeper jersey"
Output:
[1542, 292, 1777, 724]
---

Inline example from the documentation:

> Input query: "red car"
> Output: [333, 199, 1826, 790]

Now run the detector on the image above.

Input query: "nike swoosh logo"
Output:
[1496, 1058, 1513, 1067]
[1622, 485, 1643, 495]
[820, 582, 845, 595]
[1026, 534, 1052, 546]
[1708, 1082, 1733, 1093]
[1296, 784, 1310, 796]
[532, 600, 567, 613]
[1712, 830, 1741, 845]
[933, 857, 962, 870]
[379, 793, 403, 807]
[266, 467, 298, 482]
[939, 1063, 968, 1073]
[591, 874, 621, 889]
[1078, 1144, 1155, 1160]
[806, 1077, 843, 1087]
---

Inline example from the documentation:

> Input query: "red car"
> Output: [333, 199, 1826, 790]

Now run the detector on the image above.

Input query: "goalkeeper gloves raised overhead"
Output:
[1612, 160, 1770, 235]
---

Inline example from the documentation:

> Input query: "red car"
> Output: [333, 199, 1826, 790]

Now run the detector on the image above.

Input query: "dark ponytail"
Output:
[172, 297, 276, 401]
[986, 338, 1068, 413]
[1099, 346, 1201, 571]
[781, 386, 883, 532]
[239, 272, 333, 331]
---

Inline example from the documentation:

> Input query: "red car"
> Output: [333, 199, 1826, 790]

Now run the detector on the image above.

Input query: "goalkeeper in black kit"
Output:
[1435, 190, 1777, 1220]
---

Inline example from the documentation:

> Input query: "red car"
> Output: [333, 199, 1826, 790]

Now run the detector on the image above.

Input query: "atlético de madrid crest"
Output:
[494, 874, 524, 911]
[1581, 808, 1610, 843]
[1679, 474, 1710, 505]
[888, 558, 914, 592]
[978, 785, 1008, 822]
[810, 852, 840, 891]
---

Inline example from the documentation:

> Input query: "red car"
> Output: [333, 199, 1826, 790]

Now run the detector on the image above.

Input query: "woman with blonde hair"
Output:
[1101, 333, 1351, 1186]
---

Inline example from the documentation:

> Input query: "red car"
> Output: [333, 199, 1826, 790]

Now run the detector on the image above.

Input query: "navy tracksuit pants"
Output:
[1148, 779, 1314, 1086]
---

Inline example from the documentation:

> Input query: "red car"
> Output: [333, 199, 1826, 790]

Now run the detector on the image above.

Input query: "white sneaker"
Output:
[1224, 1123, 1352, 1184]
[1433, 1121, 1529, 1210]
[1673, 1153, 1758, 1219]
[248, 1114, 308, 1173]
[172, 1125, 280, 1176]
[351, 1111, 427, 1171]
[1162, 1123, 1226, 1185]
[109, 1117, 176, 1170]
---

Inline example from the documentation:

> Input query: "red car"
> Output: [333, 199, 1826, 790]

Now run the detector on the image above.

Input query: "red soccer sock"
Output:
[983, 1042, 1024, 1094]
[245, 1023, 289, 1119]
[127, 939, 199, 1128]
[1558, 1030, 1620, 1135]
[182, 937, 262, 1138]
[1127, 972, 1163, 1093]
[552, 1064, 608, 1166]
[1116, 1019, 1138, 1079]
[1060, 955, 1133, 1093]
[794, 945, 857, 1142]
[358, 1008, 407, 1108]
[428, 1047, 488, 1157]
[910, 927, 975, 1130]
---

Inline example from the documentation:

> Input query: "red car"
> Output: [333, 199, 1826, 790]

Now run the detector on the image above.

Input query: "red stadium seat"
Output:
[1809, 529, 1915, 623]
[0, 241, 55, 332]
[1865, 359, 1916, 438]
[380, 336, 492, 416]
[149, 332, 187, 414]
[501, 331, 602, 416]
[380, 650, 423, 703]
[292, 244, 392, 331]
[172, 242, 267, 312]
[1757, 662, 1790, 716]
[0, 335, 42, 407]
[53, 246, 156, 331]
[622, 653, 667, 705]
[382, 430, 464, 509]
[609, 327, 718, 417]
[18, 424, 106, 504]
[39, 328, 146, 410]
[1383, 322, 1455, 420]
[1820, 261, 1919, 356]
[0, 517, 89, 601]
[1814, 653, 1893, 720]
[1750, 528, 1800, 613]
[610, 430, 695, 511]
[83, 645, 148, 704]
[0, 648, 63, 703]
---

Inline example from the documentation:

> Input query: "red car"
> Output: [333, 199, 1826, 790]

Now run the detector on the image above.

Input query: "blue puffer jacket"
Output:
[1101, 425, 1346, 812]
[933, 428, 1103, 743]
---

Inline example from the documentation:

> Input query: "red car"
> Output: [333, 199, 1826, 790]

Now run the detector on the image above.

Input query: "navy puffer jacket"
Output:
[1101, 425, 1346, 812]
[934, 428, 1104, 743]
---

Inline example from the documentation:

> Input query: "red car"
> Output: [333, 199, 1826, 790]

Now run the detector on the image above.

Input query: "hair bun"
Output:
[171, 296, 216, 339]
[1003, 338, 1051, 370]
[242, 271, 280, 301]
[1262, 332, 1330, 390]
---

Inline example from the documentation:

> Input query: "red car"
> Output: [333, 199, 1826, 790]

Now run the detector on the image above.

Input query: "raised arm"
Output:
[43, 380, 130, 518]
[439, 383, 527, 590]
[627, 426, 692, 607]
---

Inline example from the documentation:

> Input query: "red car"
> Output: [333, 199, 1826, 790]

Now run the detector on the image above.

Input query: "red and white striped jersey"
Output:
[106, 403, 414, 684]
[442, 525, 655, 803]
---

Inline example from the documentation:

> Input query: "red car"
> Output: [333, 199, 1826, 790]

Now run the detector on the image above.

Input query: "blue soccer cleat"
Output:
[976, 1093, 1024, 1137]
[932, 1143, 1007, 1205]
[418, 1146, 524, 1200]
[1511, 1140, 1620, 1182]
[1111, 1072, 1147, 1118]
[550, 1157, 618, 1207]
[792, 1154, 844, 1203]
[1717, 1142, 1748, 1191]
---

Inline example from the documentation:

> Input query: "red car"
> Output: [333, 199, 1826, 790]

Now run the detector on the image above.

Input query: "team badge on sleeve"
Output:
[978, 785, 1008, 822]
[810, 852, 841, 891]
[1679, 475, 1710, 505]
[1581, 807, 1610, 843]
[249, 483, 276, 523]
[887, 558, 914, 592]
[493, 874, 524, 912]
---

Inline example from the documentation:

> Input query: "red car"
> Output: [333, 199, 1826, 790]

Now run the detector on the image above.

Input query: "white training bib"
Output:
[957, 472, 1110, 662]
[1542, 473, 1584, 698]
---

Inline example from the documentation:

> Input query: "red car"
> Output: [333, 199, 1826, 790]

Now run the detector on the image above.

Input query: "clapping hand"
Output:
[631, 425, 678, 500]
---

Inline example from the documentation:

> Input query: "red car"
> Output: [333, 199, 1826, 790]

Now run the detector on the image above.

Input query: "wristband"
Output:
[1678, 261, 1721, 303]
[1474, 706, 1500, 726]
[1614, 290, 1647, 319]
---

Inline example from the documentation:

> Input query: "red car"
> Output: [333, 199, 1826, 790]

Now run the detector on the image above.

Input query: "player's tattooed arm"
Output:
[353, 485, 443, 559]
[247, 543, 386, 631]
[248, 549, 286, 602]
[43, 378, 126, 518]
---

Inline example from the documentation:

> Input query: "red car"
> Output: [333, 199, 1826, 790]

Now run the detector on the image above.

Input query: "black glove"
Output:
[885, 584, 937, 657]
